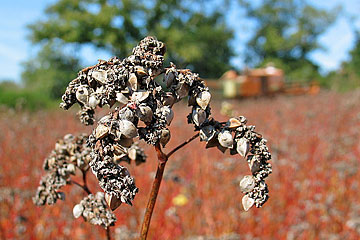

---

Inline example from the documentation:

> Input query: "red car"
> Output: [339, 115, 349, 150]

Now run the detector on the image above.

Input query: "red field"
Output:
[1, 91, 360, 239]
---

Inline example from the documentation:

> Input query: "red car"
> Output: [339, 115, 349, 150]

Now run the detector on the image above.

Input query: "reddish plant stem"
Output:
[140, 133, 200, 239]
[106, 227, 111, 240]
[140, 143, 167, 239]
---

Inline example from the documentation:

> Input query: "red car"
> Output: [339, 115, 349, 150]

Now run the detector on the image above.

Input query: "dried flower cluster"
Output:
[72, 192, 116, 229]
[34, 36, 272, 237]
[33, 134, 90, 205]
[58, 36, 272, 212]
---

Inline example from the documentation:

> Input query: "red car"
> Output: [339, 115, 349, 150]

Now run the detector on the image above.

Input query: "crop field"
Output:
[1, 91, 360, 239]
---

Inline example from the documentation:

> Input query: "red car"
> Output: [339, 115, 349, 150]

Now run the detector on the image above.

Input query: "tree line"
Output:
[1, 0, 359, 109]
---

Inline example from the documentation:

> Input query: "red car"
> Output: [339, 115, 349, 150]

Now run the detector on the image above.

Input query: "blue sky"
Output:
[0, 0, 359, 83]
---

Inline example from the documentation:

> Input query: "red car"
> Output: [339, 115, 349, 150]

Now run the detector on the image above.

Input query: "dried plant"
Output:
[34, 37, 272, 239]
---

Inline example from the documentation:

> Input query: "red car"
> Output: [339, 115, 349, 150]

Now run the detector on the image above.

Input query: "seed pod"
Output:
[137, 105, 153, 124]
[237, 138, 249, 157]
[162, 93, 176, 107]
[132, 91, 150, 102]
[73, 204, 84, 218]
[99, 115, 111, 124]
[135, 66, 148, 76]
[160, 129, 171, 147]
[118, 138, 134, 148]
[128, 148, 137, 161]
[188, 94, 196, 106]
[129, 73, 138, 91]
[119, 107, 135, 122]
[67, 163, 76, 174]
[88, 95, 100, 109]
[199, 125, 215, 142]
[218, 130, 233, 148]
[76, 86, 89, 104]
[57, 192, 66, 201]
[196, 91, 211, 110]
[119, 120, 138, 138]
[192, 107, 206, 126]
[161, 106, 174, 125]
[164, 71, 175, 88]
[113, 144, 127, 157]
[249, 159, 262, 174]
[239, 175, 256, 193]
[227, 118, 242, 129]
[95, 124, 110, 139]
[242, 195, 255, 211]
[176, 82, 189, 99]
[92, 70, 107, 84]
[105, 193, 122, 211]
[116, 92, 129, 104]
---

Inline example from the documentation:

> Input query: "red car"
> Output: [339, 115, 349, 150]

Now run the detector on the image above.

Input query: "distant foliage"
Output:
[27, 0, 234, 79]
[240, 0, 339, 83]
[21, 43, 81, 99]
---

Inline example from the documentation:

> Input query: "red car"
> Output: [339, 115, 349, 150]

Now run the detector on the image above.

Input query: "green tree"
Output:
[240, 0, 338, 82]
[27, 0, 234, 78]
[22, 43, 81, 99]
[325, 29, 360, 91]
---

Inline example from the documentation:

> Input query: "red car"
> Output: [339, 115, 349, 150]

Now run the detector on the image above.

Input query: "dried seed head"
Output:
[242, 195, 255, 211]
[218, 130, 233, 148]
[239, 175, 256, 193]
[237, 138, 250, 157]
[196, 91, 211, 110]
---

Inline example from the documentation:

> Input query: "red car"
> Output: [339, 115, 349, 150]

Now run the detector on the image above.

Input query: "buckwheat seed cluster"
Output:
[72, 192, 116, 229]
[33, 134, 90, 205]
[57, 36, 272, 213]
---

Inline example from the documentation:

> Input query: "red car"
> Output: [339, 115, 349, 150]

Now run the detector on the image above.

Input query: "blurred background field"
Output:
[1, 92, 360, 239]
[1, 0, 360, 239]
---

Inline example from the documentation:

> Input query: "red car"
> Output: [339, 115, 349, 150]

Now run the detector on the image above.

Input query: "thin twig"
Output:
[166, 133, 200, 158]
[81, 170, 92, 195]
[70, 180, 91, 195]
